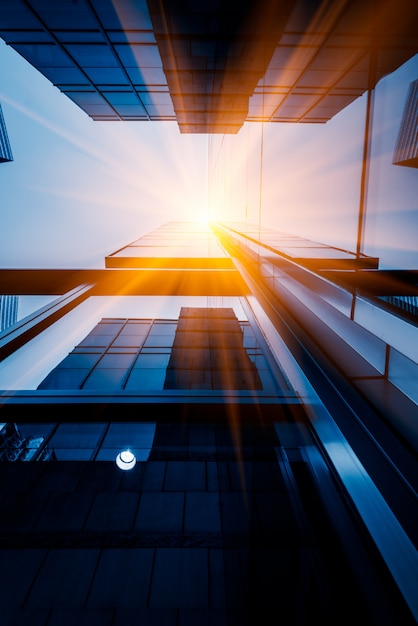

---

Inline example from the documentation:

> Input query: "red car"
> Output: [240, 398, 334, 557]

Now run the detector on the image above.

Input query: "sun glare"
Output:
[197, 206, 210, 224]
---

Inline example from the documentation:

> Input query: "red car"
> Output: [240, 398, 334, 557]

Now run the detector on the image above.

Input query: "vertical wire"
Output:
[356, 56, 375, 259]
[245, 122, 249, 221]
[208, 134, 211, 220]
[258, 113, 264, 240]
[258, 45, 266, 241]
[356, 8, 378, 260]
[230, 135, 233, 216]
[223, 135, 227, 213]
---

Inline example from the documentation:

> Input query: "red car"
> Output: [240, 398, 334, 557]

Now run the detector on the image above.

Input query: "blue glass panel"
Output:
[41, 66, 91, 84]
[124, 321, 152, 330]
[111, 336, 145, 348]
[13, 43, 73, 66]
[87, 67, 127, 83]
[0, 30, 53, 42]
[114, 44, 161, 67]
[17, 424, 56, 439]
[388, 348, 418, 403]
[101, 422, 156, 448]
[65, 44, 119, 67]
[53, 449, 95, 460]
[109, 31, 156, 44]
[83, 104, 118, 117]
[114, 104, 147, 116]
[0, 2, 42, 28]
[104, 91, 139, 105]
[62, 85, 98, 92]
[73, 346, 107, 354]
[38, 368, 91, 389]
[126, 67, 167, 85]
[31, 0, 98, 29]
[91, 0, 153, 30]
[48, 423, 106, 448]
[257, 368, 279, 392]
[78, 334, 113, 348]
[95, 353, 136, 369]
[243, 335, 257, 348]
[144, 333, 175, 348]
[96, 448, 151, 461]
[56, 31, 105, 43]
[124, 368, 166, 390]
[58, 353, 102, 369]
[132, 353, 171, 369]
[66, 91, 108, 105]
[150, 322, 177, 335]
[82, 369, 127, 389]
[91, 322, 124, 335]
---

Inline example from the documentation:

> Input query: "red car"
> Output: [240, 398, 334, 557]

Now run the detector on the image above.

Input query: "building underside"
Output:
[0, 222, 417, 625]
[0, 0, 417, 132]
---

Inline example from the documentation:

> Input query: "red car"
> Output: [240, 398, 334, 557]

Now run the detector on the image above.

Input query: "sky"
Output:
[0, 39, 209, 268]
[0, 38, 417, 271]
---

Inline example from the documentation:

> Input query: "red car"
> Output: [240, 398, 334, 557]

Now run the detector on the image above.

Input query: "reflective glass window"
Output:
[65, 44, 119, 67]
[97, 422, 156, 461]
[78, 334, 114, 348]
[82, 368, 127, 389]
[57, 353, 102, 369]
[38, 368, 91, 389]
[124, 368, 167, 390]
[131, 353, 171, 369]
[95, 353, 136, 369]
[48, 423, 106, 449]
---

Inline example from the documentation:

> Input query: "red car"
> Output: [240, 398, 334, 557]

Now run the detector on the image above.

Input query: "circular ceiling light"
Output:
[116, 449, 136, 471]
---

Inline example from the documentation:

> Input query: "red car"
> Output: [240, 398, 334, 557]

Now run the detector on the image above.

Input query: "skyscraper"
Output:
[0, 222, 416, 625]
[0, 3, 417, 624]
[0, 0, 417, 132]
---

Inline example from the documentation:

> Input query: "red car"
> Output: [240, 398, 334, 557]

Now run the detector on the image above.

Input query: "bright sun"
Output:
[197, 207, 210, 224]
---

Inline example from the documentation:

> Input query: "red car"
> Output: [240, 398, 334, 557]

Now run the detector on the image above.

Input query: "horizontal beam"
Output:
[0, 268, 249, 296]
[0, 390, 305, 423]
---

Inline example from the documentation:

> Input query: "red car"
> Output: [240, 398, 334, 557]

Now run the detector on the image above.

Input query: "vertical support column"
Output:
[356, 37, 378, 259]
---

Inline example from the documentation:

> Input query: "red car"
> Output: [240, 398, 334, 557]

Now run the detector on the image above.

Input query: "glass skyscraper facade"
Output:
[0, 0, 416, 132]
[0, 1, 417, 624]
[0, 222, 416, 625]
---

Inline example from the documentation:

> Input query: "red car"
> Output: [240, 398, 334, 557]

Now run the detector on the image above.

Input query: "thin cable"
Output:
[258, 114, 265, 240]
[245, 123, 249, 221]
[207, 134, 211, 220]
[210, 134, 227, 218]
[258, 48, 266, 241]
[230, 136, 233, 216]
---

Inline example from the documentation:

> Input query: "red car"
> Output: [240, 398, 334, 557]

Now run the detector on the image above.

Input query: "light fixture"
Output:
[116, 449, 136, 471]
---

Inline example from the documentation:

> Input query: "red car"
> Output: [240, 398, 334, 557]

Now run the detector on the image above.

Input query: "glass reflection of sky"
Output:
[0, 296, 247, 390]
